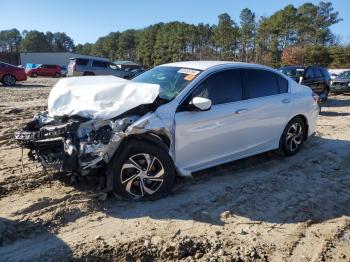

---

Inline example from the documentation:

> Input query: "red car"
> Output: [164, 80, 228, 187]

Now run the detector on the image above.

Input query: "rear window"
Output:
[313, 67, 323, 78]
[75, 58, 89, 66]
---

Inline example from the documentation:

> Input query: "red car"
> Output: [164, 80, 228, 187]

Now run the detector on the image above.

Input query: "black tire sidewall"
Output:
[108, 139, 175, 200]
[280, 117, 306, 156]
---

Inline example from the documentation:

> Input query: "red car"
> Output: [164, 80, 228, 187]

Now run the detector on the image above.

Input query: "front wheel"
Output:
[107, 139, 175, 200]
[2, 75, 16, 86]
[279, 117, 306, 156]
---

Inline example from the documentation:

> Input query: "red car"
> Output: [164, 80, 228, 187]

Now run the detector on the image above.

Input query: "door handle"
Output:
[235, 108, 248, 114]
[282, 99, 291, 104]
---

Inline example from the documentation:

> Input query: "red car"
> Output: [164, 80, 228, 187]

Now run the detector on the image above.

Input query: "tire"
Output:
[2, 74, 16, 86]
[279, 116, 306, 156]
[32, 73, 38, 78]
[54, 72, 61, 78]
[107, 139, 175, 200]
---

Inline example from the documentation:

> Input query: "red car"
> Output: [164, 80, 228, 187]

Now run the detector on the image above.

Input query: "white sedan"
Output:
[15, 61, 319, 200]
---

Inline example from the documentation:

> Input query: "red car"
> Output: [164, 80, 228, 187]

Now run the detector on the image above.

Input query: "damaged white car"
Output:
[15, 61, 319, 200]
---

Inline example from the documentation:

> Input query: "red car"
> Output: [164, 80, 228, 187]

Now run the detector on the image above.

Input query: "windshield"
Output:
[338, 71, 350, 78]
[132, 66, 202, 101]
[279, 68, 304, 78]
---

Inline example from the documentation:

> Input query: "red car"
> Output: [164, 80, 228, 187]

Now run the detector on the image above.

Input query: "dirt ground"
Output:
[0, 77, 349, 262]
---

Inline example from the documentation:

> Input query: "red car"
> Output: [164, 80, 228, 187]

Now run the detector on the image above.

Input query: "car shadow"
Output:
[100, 136, 350, 226]
[324, 97, 350, 108]
[319, 111, 350, 117]
[6, 83, 49, 88]
[0, 217, 72, 261]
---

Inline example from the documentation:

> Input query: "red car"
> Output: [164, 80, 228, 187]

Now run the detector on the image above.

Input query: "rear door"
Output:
[238, 69, 293, 153]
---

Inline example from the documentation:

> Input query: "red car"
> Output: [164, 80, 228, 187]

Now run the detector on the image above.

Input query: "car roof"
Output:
[159, 61, 272, 71]
[280, 65, 306, 69]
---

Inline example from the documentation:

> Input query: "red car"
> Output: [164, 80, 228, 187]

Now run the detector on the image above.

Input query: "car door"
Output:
[175, 69, 253, 171]
[240, 69, 293, 153]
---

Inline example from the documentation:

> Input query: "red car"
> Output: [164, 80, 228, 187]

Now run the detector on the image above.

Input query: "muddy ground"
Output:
[0, 77, 349, 262]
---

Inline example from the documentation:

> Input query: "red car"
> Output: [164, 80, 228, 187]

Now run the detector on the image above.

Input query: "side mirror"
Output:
[190, 97, 212, 111]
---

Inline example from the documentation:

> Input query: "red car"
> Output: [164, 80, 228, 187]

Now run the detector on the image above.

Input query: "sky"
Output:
[2, 0, 350, 45]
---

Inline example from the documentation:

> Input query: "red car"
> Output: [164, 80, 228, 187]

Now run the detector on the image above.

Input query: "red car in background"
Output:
[0, 61, 27, 86]
[26, 64, 61, 78]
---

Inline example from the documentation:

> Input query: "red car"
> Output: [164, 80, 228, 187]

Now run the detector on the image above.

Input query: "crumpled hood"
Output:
[48, 76, 160, 120]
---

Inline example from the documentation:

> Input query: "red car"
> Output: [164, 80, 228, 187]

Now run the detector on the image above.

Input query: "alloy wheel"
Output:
[120, 153, 164, 198]
[3, 75, 16, 86]
[286, 123, 303, 152]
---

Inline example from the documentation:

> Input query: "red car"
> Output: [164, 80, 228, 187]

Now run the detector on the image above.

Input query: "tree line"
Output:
[1, 1, 349, 68]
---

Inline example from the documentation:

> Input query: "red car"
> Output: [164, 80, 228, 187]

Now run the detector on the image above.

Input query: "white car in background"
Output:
[15, 61, 319, 200]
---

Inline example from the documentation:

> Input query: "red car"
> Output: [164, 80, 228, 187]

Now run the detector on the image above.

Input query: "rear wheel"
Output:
[108, 139, 175, 200]
[54, 72, 60, 78]
[2, 75, 16, 86]
[279, 117, 306, 156]
[32, 72, 38, 78]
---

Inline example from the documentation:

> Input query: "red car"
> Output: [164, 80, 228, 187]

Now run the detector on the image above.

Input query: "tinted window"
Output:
[194, 69, 242, 105]
[75, 58, 89, 66]
[276, 74, 288, 93]
[314, 67, 323, 78]
[304, 68, 315, 79]
[242, 69, 279, 99]
[92, 60, 108, 68]
[320, 68, 330, 79]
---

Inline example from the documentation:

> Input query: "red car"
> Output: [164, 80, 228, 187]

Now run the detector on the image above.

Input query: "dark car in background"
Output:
[330, 70, 350, 93]
[0, 61, 27, 86]
[279, 65, 331, 101]
[26, 64, 61, 78]
[67, 58, 132, 79]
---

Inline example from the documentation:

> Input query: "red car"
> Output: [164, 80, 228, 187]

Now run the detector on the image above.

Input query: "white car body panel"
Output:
[158, 62, 319, 174]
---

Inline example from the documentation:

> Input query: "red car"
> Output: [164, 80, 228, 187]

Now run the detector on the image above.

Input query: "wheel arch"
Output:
[1, 73, 17, 82]
[289, 114, 309, 140]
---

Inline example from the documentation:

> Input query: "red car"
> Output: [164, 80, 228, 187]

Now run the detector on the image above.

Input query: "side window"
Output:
[193, 69, 242, 105]
[76, 59, 89, 66]
[304, 68, 315, 79]
[92, 60, 108, 68]
[275, 74, 289, 93]
[242, 69, 279, 99]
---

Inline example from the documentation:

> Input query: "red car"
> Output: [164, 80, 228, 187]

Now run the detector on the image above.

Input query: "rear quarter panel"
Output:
[290, 82, 319, 137]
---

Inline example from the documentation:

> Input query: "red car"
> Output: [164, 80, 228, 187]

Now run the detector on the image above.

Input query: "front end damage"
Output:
[14, 76, 182, 192]
[15, 111, 142, 175]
